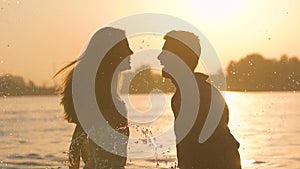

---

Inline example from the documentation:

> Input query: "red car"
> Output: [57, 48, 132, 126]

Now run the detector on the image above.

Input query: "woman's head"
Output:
[98, 37, 133, 74]
[55, 27, 133, 123]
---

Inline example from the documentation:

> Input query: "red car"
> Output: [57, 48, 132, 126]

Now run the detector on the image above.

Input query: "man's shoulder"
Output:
[194, 73, 211, 90]
[171, 72, 223, 97]
[193, 73, 224, 97]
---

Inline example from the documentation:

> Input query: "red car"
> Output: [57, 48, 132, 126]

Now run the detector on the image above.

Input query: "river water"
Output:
[0, 92, 299, 168]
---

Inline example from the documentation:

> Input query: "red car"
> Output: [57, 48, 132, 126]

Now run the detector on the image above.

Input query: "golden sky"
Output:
[0, 0, 300, 85]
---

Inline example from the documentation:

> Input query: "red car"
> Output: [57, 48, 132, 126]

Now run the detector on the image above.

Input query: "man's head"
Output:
[158, 30, 201, 75]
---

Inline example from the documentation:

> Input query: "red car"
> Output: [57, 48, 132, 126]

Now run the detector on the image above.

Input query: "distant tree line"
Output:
[1, 54, 299, 97]
[120, 64, 175, 94]
[123, 54, 300, 93]
[0, 74, 55, 96]
[225, 54, 300, 91]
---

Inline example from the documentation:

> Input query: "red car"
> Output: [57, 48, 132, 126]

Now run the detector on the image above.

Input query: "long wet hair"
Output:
[54, 27, 128, 123]
[54, 60, 78, 123]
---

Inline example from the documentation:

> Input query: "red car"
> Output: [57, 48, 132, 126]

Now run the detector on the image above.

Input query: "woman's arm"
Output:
[69, 124, 87, 169]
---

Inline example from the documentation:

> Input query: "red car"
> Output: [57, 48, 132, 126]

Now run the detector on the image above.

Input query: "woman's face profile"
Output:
[107, 39, 133, 71]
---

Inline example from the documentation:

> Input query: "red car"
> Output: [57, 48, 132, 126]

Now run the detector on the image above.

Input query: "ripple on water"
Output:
[18, 140, 28, 144]
[0, 130, 4, 136]
[291, 157, 300, 162]
[7, 154, 25, 159]
[253, 160, 267, 164]
[3, 161, 54, 168]
[7, 153, 44, 160]
[26, 153, 44, 160]
[3, 153, 68, 169]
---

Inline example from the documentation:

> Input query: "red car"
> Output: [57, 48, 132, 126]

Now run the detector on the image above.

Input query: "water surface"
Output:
[0, 92, 299, 168]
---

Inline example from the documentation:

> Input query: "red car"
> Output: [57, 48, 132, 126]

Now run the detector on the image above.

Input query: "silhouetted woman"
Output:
[55, 27, 133, 169]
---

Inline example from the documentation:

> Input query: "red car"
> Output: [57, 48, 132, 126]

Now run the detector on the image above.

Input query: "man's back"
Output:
[171, 73, 241, 169]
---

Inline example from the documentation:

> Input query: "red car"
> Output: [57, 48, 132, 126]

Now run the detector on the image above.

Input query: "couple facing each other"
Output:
[55, 27, 241, 169]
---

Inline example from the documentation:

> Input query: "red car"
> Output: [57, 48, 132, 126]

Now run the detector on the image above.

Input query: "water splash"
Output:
[128, 123, 177, 168]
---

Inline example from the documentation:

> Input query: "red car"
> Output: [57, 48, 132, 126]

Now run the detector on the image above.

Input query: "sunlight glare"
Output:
[187, 0, 248, 22]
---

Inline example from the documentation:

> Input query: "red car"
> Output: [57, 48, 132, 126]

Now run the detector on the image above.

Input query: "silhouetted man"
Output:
[158, 30, 241, 169]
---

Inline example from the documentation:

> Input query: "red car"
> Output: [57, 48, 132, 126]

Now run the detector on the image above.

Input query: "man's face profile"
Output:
[158, 37, 179, 79]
